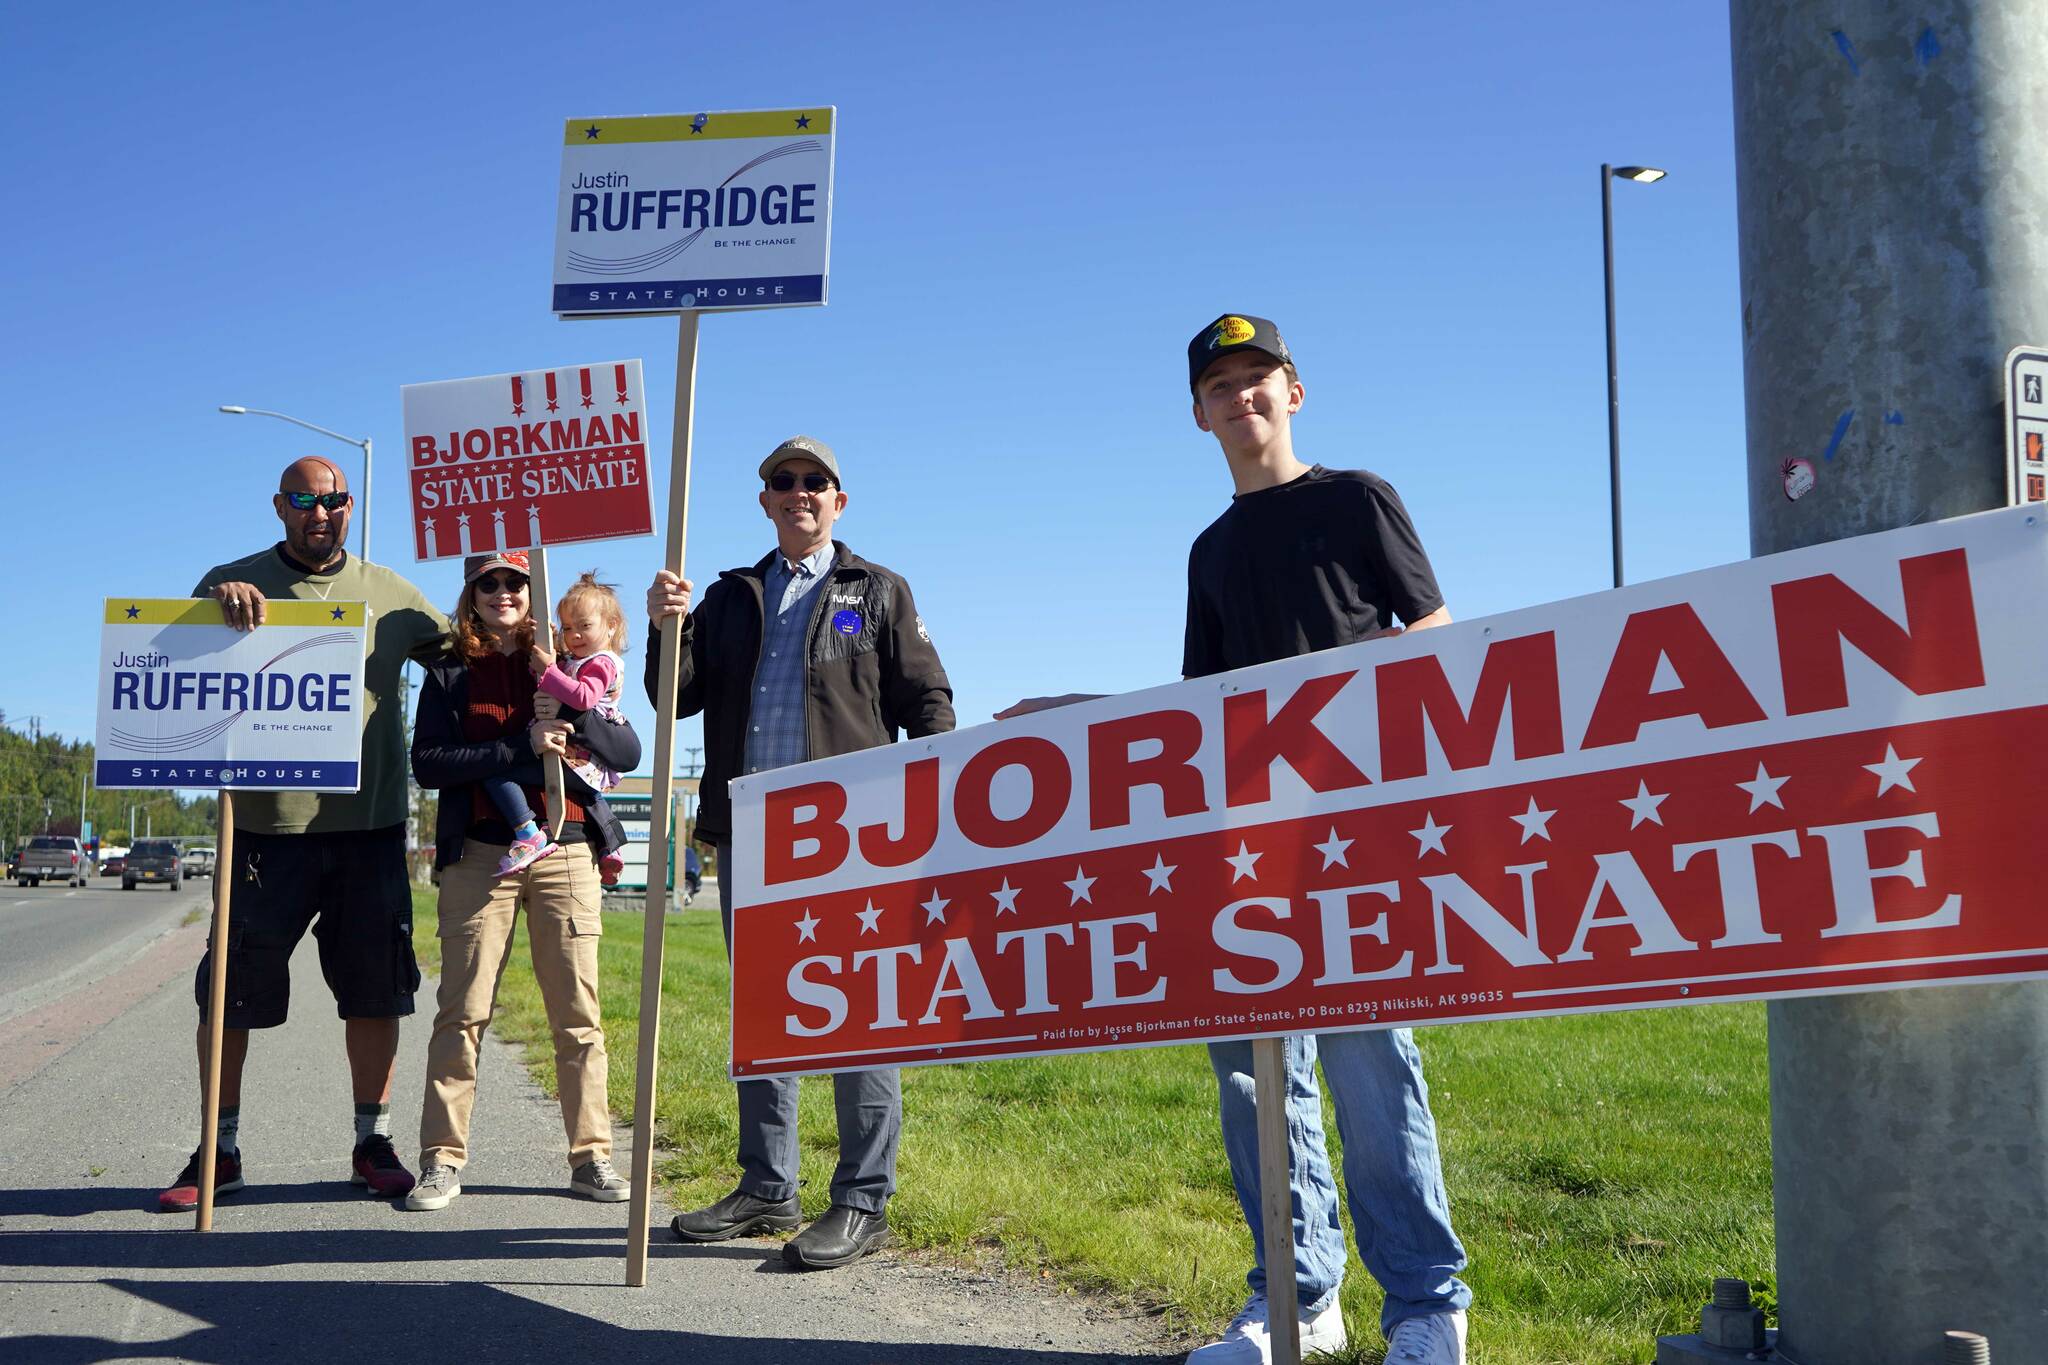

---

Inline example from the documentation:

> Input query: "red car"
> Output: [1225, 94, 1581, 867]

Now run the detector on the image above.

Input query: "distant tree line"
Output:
[0, 713, 219, 852]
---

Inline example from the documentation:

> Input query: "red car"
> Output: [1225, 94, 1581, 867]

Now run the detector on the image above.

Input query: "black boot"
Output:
[782, 1204, 891, 1269]
[670, 1187, 802, 1242]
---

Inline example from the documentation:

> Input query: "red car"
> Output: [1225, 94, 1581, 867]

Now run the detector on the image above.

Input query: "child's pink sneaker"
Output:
[495, 831, 558, 879]
[599, 852, 624, 888]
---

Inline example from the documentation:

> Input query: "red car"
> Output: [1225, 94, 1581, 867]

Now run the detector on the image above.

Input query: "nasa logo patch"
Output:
[832, 609, 863, 636]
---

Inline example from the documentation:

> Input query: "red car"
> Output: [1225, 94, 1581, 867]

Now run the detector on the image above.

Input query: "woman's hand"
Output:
[647, 570, 693, 623]
[529, 718, 572, 756]
[532, 692, 562, 722]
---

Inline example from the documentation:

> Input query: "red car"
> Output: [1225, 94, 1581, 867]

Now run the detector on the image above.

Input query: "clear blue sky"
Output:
[3, 2, 1747, 772]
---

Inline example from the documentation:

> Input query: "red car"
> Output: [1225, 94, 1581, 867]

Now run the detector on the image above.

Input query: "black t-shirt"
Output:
[1182, 465, 1444, 678]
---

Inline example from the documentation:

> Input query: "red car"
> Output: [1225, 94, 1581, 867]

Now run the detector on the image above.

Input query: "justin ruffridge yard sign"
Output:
[727, 506, 2048, 1080]
[95, 598, 367, 791]
[402, 361, 652, 561]
[551, 109, 836, 317]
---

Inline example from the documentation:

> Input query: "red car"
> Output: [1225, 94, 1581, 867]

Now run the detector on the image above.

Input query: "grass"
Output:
[410, 890, 1772, 1364]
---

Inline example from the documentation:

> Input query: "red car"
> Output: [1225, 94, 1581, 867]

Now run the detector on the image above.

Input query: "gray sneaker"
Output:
[403, 1163, 461, 1211]
[570, 1157, 629, 1202]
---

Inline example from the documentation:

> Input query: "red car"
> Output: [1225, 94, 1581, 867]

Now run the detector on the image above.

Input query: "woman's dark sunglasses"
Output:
[473, 573, 529, 594]
[281, 491, 354, 511]
[767, 471, 836, 493]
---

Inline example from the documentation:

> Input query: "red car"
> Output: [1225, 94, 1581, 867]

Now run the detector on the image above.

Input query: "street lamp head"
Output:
[1613, 166, 1667, 184]
[218, 405, 248, 414]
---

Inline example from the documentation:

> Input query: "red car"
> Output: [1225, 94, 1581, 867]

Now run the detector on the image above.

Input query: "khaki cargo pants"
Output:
[420, 838, 612, 1171]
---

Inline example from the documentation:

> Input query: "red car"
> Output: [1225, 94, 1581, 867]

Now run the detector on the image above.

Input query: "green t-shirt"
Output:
[194, 547, 449, 836]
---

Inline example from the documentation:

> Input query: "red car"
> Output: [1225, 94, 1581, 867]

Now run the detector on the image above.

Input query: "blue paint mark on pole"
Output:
[1831, 30, 1863, 75]
[1915, 26, 1941, 66]
[1823, 409, 1856, 461]
[1885, 410, 1904, 425]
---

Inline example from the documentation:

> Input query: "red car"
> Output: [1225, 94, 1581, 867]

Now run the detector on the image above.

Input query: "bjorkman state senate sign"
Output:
[727, 507, 2048, 1079]
[402, 361, 651, 561]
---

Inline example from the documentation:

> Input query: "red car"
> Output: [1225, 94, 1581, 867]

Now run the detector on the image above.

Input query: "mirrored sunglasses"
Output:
[281, 491, 353, 511]
[473, 573, 529, 594]
[767, 471, 836, 493]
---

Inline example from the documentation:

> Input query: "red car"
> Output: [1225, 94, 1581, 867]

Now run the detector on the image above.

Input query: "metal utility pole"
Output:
[1730, 2, 2048, 1361]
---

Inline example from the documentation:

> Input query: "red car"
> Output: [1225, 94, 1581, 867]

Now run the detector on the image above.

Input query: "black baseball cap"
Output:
[1188, 313, 1294, 392]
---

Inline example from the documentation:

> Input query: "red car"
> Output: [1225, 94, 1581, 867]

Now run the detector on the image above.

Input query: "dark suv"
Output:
[125, 840, 184, 891]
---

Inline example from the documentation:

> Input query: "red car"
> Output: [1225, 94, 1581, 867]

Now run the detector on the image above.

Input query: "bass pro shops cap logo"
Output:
[1209, 316, 1258, 350]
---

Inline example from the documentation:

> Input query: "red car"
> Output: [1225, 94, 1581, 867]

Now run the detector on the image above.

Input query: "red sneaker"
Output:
[158, 1147, 244, 1212]
[350, 1134, 417, 1198]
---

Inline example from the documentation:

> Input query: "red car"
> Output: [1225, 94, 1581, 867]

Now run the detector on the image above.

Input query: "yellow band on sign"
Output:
[103, 598, 367, 627]
[562, 109, 833, 145]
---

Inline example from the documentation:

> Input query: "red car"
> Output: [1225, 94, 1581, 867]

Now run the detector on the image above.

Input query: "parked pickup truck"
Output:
[124, 839, 184, 891]
[18, 835, 90, 888]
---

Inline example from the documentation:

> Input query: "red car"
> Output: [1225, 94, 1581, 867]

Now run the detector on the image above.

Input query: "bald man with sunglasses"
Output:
[157, 456, 452, 1214]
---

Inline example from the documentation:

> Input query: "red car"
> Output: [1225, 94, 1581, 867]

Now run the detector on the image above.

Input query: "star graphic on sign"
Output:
[1064, 867, 1096, 905]
[1142, 853, 1177, 895]
[1313, 827, 1353, 870]
[1408, 812, 1452, 857]
[1225, 841, 1262, 882]
[991, 878, 1021, 915]
[1509, 797, 1555, 844]
[1620, 779, 1669, 828]
[584, 125, 601, 140]
[1865, 744, 1921, 796]
[1736, 762, 1789, 812]
[921, 889, 950, 925]
[795, 114, 811, 129]
[330, 607, 346, 621]
[690, 113, 708, 134]
[794, 908, 819, 943]
[125, 604, 140, 619]
[856, 900, 884, 934]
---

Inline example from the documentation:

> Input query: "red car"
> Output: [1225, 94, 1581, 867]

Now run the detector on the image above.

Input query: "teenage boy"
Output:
[1000, 316, 1471, 1365]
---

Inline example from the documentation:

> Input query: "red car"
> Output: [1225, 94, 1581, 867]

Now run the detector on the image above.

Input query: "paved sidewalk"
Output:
[0, 931, 1177, 1365]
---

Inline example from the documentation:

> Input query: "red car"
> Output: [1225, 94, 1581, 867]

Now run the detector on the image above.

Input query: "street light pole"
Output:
[218, 406, 376, 562]
[1600, 163, 1666, 590]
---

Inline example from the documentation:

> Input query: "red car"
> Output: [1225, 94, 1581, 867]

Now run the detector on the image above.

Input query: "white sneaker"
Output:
[402, 1163, 461, 1211]
[1385, 1308, 1467, 1365]
[1186, 1293, 1348, 1364]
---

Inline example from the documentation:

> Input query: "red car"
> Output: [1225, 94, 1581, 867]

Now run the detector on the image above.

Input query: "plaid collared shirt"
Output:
[742, 545, 835, 775]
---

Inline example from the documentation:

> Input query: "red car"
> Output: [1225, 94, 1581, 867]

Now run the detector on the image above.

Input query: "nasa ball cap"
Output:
[758, 434, 843, 487]
[1188, 313, 1294, 392]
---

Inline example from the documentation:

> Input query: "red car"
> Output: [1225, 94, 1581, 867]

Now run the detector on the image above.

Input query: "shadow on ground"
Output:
[3, 1277, 1180, 1365]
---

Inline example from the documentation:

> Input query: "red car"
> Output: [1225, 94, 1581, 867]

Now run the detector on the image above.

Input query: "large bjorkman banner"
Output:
[728, 508, 2048, 1079]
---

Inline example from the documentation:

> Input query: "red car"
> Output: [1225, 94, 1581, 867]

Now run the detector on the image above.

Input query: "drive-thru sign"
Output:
[727, 507, 2048, 1079]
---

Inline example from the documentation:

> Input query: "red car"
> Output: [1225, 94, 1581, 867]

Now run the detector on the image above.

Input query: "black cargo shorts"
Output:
[193, 824, 420, 1029]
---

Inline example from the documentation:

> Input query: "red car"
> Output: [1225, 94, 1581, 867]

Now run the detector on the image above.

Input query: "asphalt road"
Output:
[0, 882, 1179, 1365]
[0, 876, 198, 1026]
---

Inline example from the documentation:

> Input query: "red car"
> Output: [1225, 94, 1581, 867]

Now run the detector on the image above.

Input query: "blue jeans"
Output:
[715, 844, 900, 1213]
[1208, 1029, 1471, 1335]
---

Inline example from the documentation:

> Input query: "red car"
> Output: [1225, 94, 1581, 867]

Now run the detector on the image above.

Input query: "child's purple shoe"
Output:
[495, 831, 558, 879]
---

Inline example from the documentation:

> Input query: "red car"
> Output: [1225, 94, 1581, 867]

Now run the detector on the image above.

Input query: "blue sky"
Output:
[3, 1, 1747, 773]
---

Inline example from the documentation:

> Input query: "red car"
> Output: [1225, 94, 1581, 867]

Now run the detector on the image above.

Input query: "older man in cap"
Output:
[645, 435, 953, 1268]
[159, 456, 450, 1212]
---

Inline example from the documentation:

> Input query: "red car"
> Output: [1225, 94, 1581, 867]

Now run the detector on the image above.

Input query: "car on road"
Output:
[125, 840, 184, 891]
[180, 846, 216, 878]
[100, 854, 129, 877]
[19, 835, 90, 888]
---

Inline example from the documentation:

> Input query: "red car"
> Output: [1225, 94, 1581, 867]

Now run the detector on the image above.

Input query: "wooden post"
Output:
[1251, 1037, 1301, 1365]
[195, 791, 235, 1232]
[625, 309, 702, 1286]
[528, 547, 566, 838]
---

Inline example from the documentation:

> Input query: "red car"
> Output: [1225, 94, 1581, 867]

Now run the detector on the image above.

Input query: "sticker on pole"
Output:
[2006, 345, 2048, 506]
[402, 361, 652, 561]
[552, 108, 835, 317]
[95, 598, 367, 791]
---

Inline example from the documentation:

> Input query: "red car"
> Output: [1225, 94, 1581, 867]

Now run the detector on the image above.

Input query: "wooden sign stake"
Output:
[1252, 1037, 1301, 1365]
[195, 790, 236, 1232]
[625, 309, 701, 1286]
[529, 547, 566, 838]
